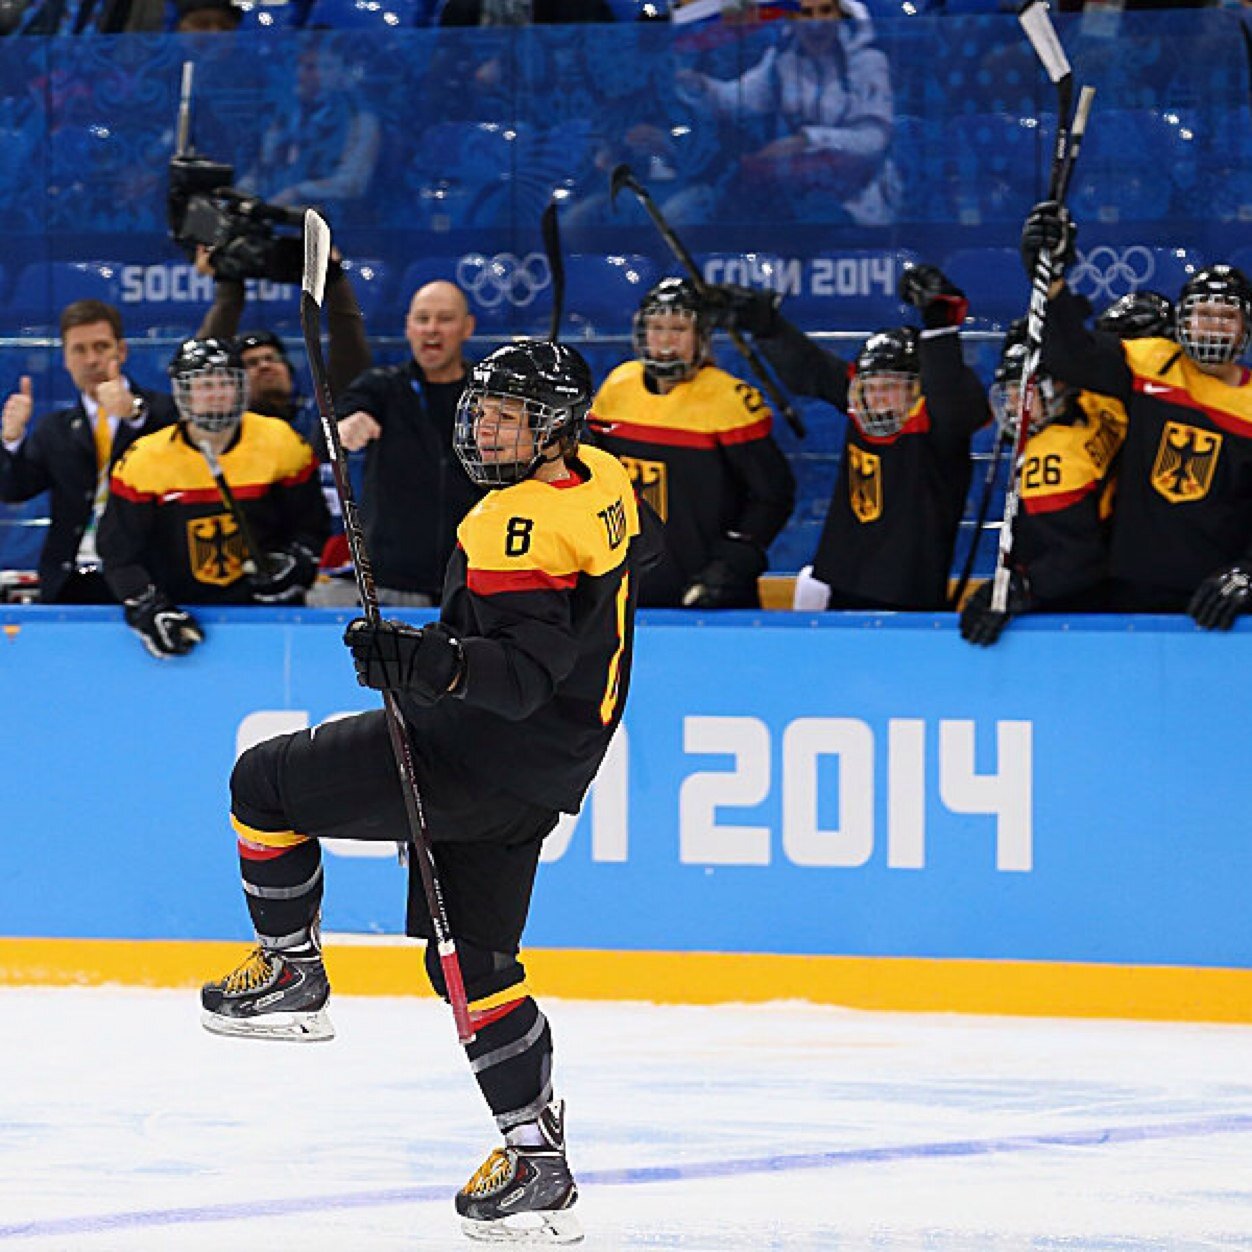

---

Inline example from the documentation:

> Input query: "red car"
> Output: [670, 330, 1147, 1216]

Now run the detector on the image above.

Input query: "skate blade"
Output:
[200, 1007, 335, 1043]
[460, 1210, 583, 1244]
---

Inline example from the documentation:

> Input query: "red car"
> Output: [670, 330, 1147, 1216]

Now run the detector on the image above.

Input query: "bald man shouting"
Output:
[327, 281, 483, 607]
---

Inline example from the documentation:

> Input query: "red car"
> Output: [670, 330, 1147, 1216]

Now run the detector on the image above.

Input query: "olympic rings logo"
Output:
[1068, 245, 1157, 302]
[457, 252, 551, 309]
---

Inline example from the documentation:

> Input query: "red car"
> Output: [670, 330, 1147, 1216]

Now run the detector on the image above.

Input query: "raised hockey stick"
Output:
[609, 162, 806, 439]
[300, 210, 474, 1046]
[991, 4, 1095, 613]
[195, 440, 268, 578]
[541, 196, 564, 342]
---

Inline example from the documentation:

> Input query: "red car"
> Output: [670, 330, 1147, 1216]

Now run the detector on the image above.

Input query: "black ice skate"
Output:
[455, 1100, 583, 1244]
[200, 946, 334, 1042]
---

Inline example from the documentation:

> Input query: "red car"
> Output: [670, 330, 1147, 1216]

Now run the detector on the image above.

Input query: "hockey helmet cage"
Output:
[847, 326, 921, 438]
[633, 277, 711, 384]
[168, 337, 247, 434]
[1176, 265, 1252, 366]
[454, 339, 593, 488]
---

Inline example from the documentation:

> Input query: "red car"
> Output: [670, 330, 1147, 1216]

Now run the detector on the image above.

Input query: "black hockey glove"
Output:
[704, 283, 782, 338]
[1020, 200, 1077, 282]
[1187, 562, 1252, 631]
[123, 586, 204, 659]
[681, 535, 767, 609]
[344, 618, 465, 703]
[248, 544, 318, 605]
[897, 264, 969, 329]
[959, 574, 1032, 648]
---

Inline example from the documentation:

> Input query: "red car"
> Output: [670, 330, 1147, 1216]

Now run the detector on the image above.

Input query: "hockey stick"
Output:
[195, 439, 268, 579]
[609, 162, 806, 438]
[991, 4, 1094, 613]
[300, 210, 474, 1046]
[541, 196, 564, 342]
[949, 428, 1012, 611]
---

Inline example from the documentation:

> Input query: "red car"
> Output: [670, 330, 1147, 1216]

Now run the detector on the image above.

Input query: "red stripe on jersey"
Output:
[1132, 374, 1252, 437]
[276, 458, 317, 489]
[590, 419, 719, 449]
[717, 416, 774, 445]
[468, 566, 579, 595]
[108, 477, 158, 503]
[237, 839, 291, 862]
[1023, 480, 1097, 514]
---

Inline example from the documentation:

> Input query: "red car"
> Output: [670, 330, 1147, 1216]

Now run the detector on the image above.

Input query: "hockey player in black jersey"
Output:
[590, 277, 795, 608]
[1024, 200, 1252, 628]
[200, 340, 662, 1243]
[960, 321, 1128, 645]
[715, 264, 989, 611]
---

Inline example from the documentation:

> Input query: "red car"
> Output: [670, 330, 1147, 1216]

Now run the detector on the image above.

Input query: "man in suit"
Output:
[0, 299, 177, 603]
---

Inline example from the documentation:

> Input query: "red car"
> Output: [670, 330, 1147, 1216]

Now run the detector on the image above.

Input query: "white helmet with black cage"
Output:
[454, 339, 593, 489]
[168, 337, 247, 435]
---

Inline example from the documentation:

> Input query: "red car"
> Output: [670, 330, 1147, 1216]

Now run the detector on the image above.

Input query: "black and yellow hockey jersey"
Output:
[1013, 390, 1126, 606]
[99, 414, 329, 604]
[1043, 289, 1252, 599]
[588, 361, 795, 606]
[406, 444, 663, 815]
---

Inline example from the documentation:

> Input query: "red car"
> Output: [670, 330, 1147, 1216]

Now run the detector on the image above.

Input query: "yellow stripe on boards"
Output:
[0, 940, 1247, 1024]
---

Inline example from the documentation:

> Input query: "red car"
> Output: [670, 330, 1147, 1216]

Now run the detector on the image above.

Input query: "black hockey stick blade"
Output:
[541, 197, 564, 343]
[609, 162, 643, 209]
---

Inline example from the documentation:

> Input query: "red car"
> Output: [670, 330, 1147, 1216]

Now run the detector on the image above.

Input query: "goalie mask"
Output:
[847, 327, 921, 438]
[454, 339, 593, 488]
[169, 337, 247, 434]
[633, 277, 710, 385]
[1176, 265, 1252, 368]
[990, 320, 1067, 441]
[1093, 290, 1174, 341]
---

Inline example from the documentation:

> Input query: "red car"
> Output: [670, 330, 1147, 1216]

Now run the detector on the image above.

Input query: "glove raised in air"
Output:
[1020, 199, 1078, 282]
[897, 264, 969, 329]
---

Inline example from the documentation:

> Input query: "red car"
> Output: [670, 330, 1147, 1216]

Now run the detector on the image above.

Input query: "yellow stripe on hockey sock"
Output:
[469, 981, 533, 1014]
[229, 816, 310, 848]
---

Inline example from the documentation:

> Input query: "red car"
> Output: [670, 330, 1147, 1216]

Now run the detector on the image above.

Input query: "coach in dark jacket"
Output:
[0, 300, 176, 603]
[327, 280, 483, 606]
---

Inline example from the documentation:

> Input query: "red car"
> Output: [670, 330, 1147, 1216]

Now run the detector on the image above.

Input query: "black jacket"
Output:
[0, 384, 177, 602]
[333, 359, 484, 597]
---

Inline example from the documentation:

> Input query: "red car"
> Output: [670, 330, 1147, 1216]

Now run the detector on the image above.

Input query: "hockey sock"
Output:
[465, 997, 554, 1133]
[231, 814, 324, 947]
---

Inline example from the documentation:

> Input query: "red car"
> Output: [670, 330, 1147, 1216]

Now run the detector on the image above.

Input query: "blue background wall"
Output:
[2, 607, 1249, 972]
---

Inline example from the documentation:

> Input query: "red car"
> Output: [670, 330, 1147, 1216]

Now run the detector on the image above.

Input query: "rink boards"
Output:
[1, 606, 1250, 1022]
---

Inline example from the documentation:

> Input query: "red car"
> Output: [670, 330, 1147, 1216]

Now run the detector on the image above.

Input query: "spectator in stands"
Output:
[589, 277, 795, 608]
[714, 264, 988, 611]
[1024, 199, 1252, 630]
[323, 280, 482, 608]
[172, 0, 239, 30]
[0, 300, 177, 605]
[240, 44, 380, 219]
[959, 320, 1128, 646]
[671, 0, 899, 226]
[99, 339, 329, 659]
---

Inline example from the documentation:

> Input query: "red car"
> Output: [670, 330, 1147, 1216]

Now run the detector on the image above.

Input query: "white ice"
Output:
[1, 986, 1250, 1250]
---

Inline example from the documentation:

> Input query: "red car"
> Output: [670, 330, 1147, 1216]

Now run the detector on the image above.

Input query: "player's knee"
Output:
[229, 737, 290, 831]
[423, 941, 523, 1004]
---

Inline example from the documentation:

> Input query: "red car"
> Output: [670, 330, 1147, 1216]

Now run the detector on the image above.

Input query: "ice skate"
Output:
[455, 1100, 582, 1244]
[200, 945, 334, 1042]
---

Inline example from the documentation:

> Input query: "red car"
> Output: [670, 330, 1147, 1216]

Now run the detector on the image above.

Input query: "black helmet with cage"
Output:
[990, 319, 1067, 441]
[848, 326, 920, 438]
[1176, 265, 1252, 367]
[167, 337, 247, 434]
[633, 277, 711, 385]
[454, 339, 593, 488]
[1093, 290, 1174, 341]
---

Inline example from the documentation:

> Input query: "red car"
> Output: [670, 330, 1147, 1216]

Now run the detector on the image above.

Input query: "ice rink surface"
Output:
[1, 986, 1250, 1251]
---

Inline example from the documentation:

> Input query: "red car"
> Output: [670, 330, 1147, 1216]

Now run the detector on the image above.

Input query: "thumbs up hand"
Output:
[96, 357, 130, 422]
[2, 376, 33, 443]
